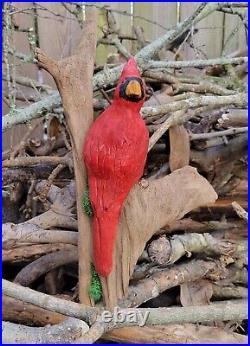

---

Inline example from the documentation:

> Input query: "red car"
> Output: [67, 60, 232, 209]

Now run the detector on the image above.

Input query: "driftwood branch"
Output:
[146, 56, 248, 69]
[190, 127, 248, 141]
[101, 166, 217, 307]
[2, 295, 66, 326]
[34, 8, 98, 305]
[147, 233, 246, 265]
[217, 109, 248, 128]
[3, 295, 247, 344]
[2, 155, 72, 168]
[2, 92, 61, 132]
[120, 259, 219, 308]
[2, 280, 247, 331]
[105, 323, 247, 344]
[3, 223, 78, 248]
[2, 279, 97, 324]
[14, 248, 78, 286]
[142, 93, 247, 118]
[2, 317, 89, 344]
[2, 243, 76, 263]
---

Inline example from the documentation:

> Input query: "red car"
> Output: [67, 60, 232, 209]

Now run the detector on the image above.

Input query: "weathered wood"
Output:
[102, 166, 217, 307]
[2, 2, 39, 150]
[180, 2, 224, 59]
[14, 248, 78, 286]
[2, 318, 89, 344]
[35, 8, 98, 305]
[37, 2, 82, 87]
[169, 125, 190, 171]
[2, 243, 76, 263]
[2, 295, 66, 326]
[105, 324, 248, 344]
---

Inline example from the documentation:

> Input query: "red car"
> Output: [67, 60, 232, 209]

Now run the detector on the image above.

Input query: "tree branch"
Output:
[146, 57, 248, 69]
[3, 223, 78, 248]
[190, 127, 248, 141]
[2, 279, 97, 323]
[2, 318, 89, 344]
[14, 248, 78, 286]
[2, 2, 223, 132]
[2, 280, 247, 333]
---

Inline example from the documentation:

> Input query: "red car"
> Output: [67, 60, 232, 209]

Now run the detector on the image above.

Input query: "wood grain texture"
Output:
[35, 8, 98, 304]
[101, 166, 217, 308]
[169, 124, 190, 172]
[105, 324, 248, 344]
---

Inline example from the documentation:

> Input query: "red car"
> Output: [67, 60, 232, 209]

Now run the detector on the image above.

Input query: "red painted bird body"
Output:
[83, 58, 148, 277]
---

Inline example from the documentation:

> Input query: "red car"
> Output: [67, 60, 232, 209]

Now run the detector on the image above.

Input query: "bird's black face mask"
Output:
[119, 77, 145, 103]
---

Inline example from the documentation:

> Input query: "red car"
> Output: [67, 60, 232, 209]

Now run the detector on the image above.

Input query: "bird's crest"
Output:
[119, 58, 141, 81]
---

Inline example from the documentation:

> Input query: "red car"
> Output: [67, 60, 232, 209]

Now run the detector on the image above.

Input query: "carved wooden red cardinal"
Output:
[83, 58, 148, 276]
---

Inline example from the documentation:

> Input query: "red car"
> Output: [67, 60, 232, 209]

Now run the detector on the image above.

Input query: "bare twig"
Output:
[148, 233, 246, 265]
[190, 127, 248, 141]
[217, 109, 248, 128]
[2, 3, 225, 132]
[2, 280, 247, 330]
[3, 243, 76, 263]
[105, 324, 247, 344]
[119, 259, 219, 308]
[2, 74, 53, 93]
[146, 57, 248, 69]
[3, 223, 78, 248]
[2, 155, 72, 168]
[14, 248, 78, 286]
[143, 93, 247, 118]
[232, 201, 248, 222]
[2, 92, 61, 132]
[2, 318, 89, 344]
[2, 279, 97, 323]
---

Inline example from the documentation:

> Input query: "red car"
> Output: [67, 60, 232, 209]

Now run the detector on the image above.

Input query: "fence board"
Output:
[180, 2, 224, 59]
[238, 7, 248, 53]
[133, 2, 155, 43]
[95, 2, 132, 64]
[3, 2, 39, 150]
[133, 2, 177, 56]
[112, 1, 132, 53]
[37, 2, 82, 86]
[223, 13, 241, 56]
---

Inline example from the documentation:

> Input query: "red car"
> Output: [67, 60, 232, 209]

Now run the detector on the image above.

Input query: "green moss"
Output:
[82, 188, 101, 302]
[89, 263, 102, 302]
[82, 188, 93, 216]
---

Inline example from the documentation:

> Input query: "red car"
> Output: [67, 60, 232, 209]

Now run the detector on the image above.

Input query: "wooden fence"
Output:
[3, 2, 247, 149]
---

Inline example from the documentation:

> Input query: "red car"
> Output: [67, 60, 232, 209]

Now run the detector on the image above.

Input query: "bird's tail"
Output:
[93, 209, 121, 277]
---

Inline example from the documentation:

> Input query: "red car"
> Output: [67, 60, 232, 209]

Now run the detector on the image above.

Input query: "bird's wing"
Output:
[84, 124, 148, 212]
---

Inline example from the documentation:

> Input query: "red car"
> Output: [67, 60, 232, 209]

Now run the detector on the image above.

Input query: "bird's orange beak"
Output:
[125, 80, 142, 98]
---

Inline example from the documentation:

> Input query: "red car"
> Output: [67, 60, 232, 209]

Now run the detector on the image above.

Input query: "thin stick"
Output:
[190, 127, 248, 141]
[142, 93, 247, 118]
[2, 279, 247, 327]
[232, 201, 248, 222]
[2, 155, 70, 168]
